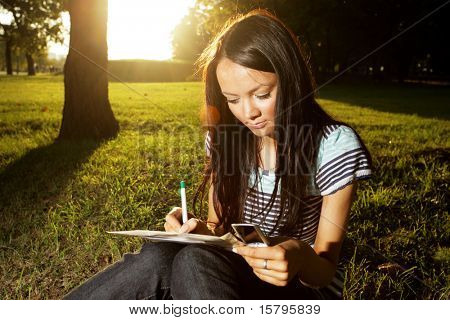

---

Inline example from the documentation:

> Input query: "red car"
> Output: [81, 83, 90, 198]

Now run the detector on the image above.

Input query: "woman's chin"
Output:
[249, 127, 273, 138]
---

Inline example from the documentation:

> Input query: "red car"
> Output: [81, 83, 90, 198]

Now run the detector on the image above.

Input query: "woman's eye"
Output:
[256, 93, 271, 100]
[227, 99, 239, 104]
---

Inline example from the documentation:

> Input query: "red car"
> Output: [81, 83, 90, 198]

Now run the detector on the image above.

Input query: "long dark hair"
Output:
[192, 9, 372, 236]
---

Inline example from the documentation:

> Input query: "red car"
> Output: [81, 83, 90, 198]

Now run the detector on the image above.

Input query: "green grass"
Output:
[0, 75, 449, 299]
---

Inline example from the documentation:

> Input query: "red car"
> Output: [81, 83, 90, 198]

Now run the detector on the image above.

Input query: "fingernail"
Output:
[179, 224, 188, 233]
[232, 247, 237, 253]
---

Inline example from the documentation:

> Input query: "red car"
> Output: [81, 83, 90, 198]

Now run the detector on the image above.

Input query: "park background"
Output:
[0, 0, 449, 299]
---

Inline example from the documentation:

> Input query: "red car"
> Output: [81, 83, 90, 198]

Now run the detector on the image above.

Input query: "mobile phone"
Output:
[231, 223, 270, 247]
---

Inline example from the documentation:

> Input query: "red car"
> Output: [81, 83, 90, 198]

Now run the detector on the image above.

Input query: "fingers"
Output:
[179, 218, 199, 233]
[164, 207, 203, 234]
[253, 270, 288, 287]
[253, 267, 288, 281]
[241, 256, 288, 273]
[168, 206, 182, 218]
[233, 245, 287, 260]
[164, 207, 183, 232]
[236, 250, 290, 286]
[164, 221, 181, 233]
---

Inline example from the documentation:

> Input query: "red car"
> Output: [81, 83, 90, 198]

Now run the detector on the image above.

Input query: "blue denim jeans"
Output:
[63, 241, 322, 300]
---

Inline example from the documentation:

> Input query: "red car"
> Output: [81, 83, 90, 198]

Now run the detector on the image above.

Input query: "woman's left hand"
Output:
[232, 239, 305, 286]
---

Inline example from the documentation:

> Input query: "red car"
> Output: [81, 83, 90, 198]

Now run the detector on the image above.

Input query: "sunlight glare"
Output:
[107, 0, 195, 60]
[48, 0, 195, 60]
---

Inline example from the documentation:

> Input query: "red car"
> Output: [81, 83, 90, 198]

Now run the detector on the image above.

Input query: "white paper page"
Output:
[107, 230, 240, 249]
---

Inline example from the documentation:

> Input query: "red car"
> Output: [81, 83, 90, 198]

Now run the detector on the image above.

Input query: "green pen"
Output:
[180, 181, 188, 224]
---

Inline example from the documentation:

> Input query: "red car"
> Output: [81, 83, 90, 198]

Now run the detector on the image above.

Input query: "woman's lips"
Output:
[248, 121, 267, 129]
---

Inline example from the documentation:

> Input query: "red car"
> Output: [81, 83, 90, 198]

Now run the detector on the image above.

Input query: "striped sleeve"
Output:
[315, 125, 372, 196]
[205, 131, 211, 157]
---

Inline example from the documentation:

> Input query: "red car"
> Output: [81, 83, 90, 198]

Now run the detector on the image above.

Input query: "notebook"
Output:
[107, 230, 241, 250]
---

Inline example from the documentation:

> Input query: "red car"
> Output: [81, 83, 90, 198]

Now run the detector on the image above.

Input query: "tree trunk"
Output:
[26, 53, 36, 76]
[5, 38, 13, 75]
[58, 0, 119, 140]
[15, 55, 19, 74]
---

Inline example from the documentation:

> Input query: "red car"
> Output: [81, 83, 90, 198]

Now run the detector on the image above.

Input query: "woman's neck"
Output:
[259, 136, 277, 170]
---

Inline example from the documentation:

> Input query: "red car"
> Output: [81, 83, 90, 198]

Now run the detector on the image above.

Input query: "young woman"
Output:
[64, 9, 372, 300]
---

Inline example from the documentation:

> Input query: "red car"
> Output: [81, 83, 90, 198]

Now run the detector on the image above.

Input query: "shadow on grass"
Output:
[318, 82, 450, 120]
[0, 140, 101, 243]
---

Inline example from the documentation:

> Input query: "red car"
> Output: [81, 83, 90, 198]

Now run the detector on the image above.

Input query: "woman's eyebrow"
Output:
[222, 84, 271, 96]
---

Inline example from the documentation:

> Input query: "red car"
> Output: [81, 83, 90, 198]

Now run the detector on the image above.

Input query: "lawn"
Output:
[0, 75, 448, 299]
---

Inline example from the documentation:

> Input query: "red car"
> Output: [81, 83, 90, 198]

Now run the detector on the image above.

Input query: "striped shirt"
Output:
[205, 124, 372, 298]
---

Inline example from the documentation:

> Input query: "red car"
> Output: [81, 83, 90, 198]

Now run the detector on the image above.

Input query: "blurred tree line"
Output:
[1, 0, 448, 82]
[172, 0, 450, 83]
[0, 0, 64, 75]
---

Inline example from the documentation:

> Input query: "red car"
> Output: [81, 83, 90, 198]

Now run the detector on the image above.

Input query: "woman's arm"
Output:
[233, 181, 358, 287]
[297, 181, 358, 287]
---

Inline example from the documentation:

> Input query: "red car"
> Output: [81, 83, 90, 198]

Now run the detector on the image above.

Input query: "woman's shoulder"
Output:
[315, 124, 372, 196]
[318, 124, 363, 159]
[321, 124, 359, 144]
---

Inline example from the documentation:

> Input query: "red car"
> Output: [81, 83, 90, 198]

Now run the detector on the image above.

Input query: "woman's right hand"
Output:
[164, 207, 214, 236]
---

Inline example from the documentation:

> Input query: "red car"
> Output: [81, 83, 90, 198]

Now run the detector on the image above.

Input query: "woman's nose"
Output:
[243, 100, 261, 120]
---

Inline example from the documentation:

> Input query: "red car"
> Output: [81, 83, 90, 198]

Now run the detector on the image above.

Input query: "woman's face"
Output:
[216, 57, 277, 138]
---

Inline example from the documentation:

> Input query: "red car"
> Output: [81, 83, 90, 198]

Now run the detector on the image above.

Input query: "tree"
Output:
[0, 23, 13, 75]
[183, 0, 450, 82]
[58, 0, 119, 140]
[172, 7, 208, 62]
[172, 0, 257, 63]
[0, 0, 64, 75]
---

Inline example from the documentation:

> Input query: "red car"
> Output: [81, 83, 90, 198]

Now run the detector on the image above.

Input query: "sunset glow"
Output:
[48, 0, 195, 60]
